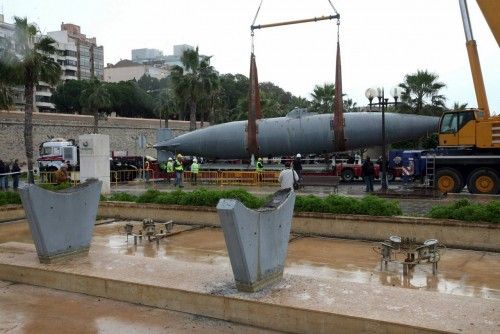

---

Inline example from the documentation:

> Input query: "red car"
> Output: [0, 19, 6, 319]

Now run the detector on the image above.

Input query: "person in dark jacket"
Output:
[3, 161, 10, 190]
[12, 160, 21, 190]
[361, 156, 375, 192]
[292, 153, 303, 181]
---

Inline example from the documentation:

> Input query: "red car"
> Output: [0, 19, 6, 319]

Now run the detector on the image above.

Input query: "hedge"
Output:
[0, 191, 21, 206]
[4, 187, 500, 222]
[428, 199, 500, 223]
[105, 188, 402, 216]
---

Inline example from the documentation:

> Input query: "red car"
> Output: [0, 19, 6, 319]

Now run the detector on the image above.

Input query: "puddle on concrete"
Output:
[285, 237, 500, 300]
[1, 220, 499, 300]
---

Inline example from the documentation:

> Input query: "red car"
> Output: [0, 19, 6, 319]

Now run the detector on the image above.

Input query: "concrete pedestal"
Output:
[20, 179, 102, 263]
[217, 189, 296, 292]
[79, 134, 110, 194]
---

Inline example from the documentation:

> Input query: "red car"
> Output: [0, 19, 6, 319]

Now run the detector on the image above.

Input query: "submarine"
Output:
[154, 109, 439, 159]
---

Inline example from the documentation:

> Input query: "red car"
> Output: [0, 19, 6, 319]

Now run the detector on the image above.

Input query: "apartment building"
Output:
[60, 23, 104, 81]
[0, 17, 104, 112]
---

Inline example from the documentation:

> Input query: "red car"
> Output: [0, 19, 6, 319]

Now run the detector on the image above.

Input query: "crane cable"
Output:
[250, 0, 263, 54]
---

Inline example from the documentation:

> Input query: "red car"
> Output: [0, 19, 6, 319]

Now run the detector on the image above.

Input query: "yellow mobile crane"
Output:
[427, 0, 500, 194]
[439, 0, 500, 149]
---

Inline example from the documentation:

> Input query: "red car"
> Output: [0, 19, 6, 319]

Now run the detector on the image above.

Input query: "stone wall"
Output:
[0, 110, 204, 164]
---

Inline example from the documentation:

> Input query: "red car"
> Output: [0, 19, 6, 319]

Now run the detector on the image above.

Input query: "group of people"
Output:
[0, 159, 22, 190]
[159, 154, 200, 188]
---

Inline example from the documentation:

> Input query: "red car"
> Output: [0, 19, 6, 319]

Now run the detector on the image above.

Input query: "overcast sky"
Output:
[2, 0, 499, 114]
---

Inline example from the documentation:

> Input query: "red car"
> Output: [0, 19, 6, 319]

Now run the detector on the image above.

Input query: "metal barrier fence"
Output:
[35, 169, 280, 187]
[37, 171, 80, 186]
[145, 169, 280, 187]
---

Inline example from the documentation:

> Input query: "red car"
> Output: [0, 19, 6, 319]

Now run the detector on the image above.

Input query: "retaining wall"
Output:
[2, 202, 497, 251]
[0, 110, 205, 163]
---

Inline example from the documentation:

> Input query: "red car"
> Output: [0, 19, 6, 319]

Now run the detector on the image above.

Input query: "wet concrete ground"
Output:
[4, 219, 492, 301]
[1, 220, 498, 333]
[92, 221, 500, 300]
[0, 280, 280, 334]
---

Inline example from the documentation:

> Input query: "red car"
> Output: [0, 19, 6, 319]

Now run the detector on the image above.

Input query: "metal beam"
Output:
[251, 14, 339, 31]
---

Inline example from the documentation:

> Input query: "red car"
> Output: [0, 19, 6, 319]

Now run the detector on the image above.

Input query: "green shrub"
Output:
[39, 182, 72, 191]
[428, 200, 500, 223]
[107, 192, 138, 202]
[136, 189, 162, 203]
[95, 188, 401, 217]
[295, 195, 329, 213]
[295, 194, 402, 216]
[0, 191, 21, 205]
[358, 196, 402, 216]
[324, 195, 360, 214]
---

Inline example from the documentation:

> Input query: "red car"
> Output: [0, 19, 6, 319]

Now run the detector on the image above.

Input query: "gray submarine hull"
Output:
[155, 111, 439, 159]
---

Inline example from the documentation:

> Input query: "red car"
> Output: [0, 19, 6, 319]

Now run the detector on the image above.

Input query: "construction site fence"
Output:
[37, 171, 80, 187]
[144, 169, 280, 187]
[35, 169, 280, 187]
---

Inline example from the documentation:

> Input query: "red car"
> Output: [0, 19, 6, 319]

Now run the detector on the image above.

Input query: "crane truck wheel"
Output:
[467, 168, 500, 194]
[436, 168, 463, 193]
[341, 169, 355, 182]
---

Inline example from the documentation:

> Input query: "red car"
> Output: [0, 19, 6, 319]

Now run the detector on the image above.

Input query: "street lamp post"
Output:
[377, 88, 388, 190]
[366, 86, 401, 191]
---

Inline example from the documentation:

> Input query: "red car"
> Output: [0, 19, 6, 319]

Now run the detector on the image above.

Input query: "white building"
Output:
[0, 17, 104, 112]
[104, 59, 169, 82]
[132, 48, 163, 63]
[34, 30, 79, 111]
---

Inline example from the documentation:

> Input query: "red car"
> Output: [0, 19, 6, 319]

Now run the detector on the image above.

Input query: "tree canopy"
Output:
[398, 69, 447, 116]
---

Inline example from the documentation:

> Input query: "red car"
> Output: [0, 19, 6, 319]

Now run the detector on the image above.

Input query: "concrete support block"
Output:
[20, 179, 102, 263]
[217, 189, 295, 292]
[79, 134, 110, 194]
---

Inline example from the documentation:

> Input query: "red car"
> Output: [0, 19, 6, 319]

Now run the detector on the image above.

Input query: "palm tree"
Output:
[343, 98, 358, 112]
[310, 83, 335, 114]
[155, 88, 176, 128]
[14, 17, 61, 183]
[80, 80, 112, 134]
[399, 70, 446, 114]
[200, 67, 219, 127]
[0, 37, 20, 109]
[171, 47, 219, 130]
[452, 102, 468, 111]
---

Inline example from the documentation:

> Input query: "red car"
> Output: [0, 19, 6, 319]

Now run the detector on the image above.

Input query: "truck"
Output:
[388, 1, 500, 195]
[37, 138, 144, 182]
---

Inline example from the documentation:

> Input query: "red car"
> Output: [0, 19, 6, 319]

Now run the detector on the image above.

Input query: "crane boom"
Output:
[459, 0, 490, 118]
[476, 0, 500, 46]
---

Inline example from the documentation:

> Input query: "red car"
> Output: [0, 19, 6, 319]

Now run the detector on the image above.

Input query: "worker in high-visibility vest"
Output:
[190, 158, 200, 185]
[256, 157, 263, 183]
[166, 157, 174, 184]
[174, 154, 184, 188]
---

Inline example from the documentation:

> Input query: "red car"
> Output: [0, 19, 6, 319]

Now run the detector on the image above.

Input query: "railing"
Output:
[37, 171, 80, 186]
[35, 168, 280, 188]
[144, 169, 280, 187]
